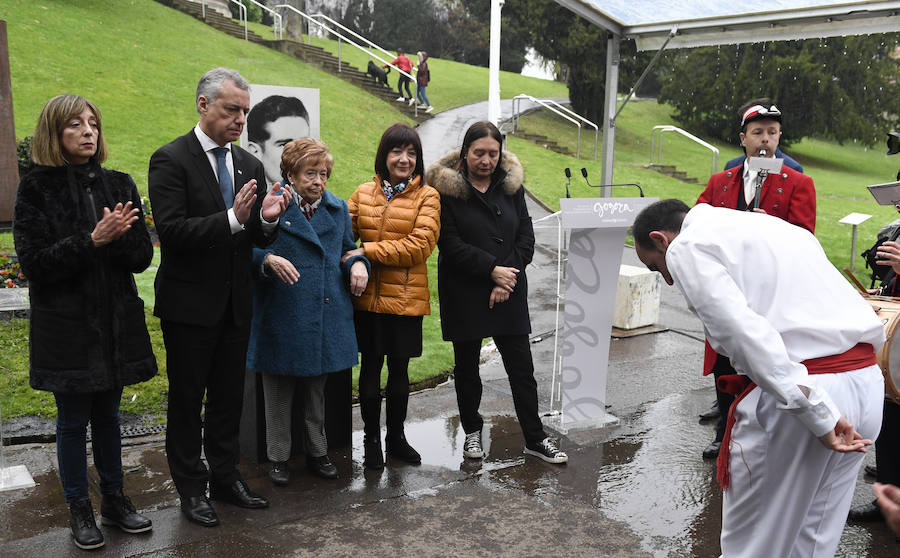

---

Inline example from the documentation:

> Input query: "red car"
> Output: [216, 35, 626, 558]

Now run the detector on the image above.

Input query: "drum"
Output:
[867, 296, 900, 404]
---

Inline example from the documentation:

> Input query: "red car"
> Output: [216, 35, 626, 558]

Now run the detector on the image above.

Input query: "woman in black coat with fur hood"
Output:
[425, 121, 567, 466]
[13, 95, 156, 550]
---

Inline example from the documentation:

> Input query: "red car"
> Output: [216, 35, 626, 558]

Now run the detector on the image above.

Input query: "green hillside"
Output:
[513, 101, 900, 275]
[6, 0, 414, 195]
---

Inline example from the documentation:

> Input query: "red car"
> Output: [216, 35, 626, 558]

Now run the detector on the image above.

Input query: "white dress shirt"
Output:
[741, 159, 764, 207]
[193, 124, 277, 234]
[666, 204, 885, 437]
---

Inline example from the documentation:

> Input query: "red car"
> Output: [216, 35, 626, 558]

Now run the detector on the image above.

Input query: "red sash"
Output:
[716, 343, 877, 490]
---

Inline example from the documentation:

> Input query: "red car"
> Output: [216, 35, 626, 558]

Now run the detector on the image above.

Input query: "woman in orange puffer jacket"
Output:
[345, 123, 440, 469]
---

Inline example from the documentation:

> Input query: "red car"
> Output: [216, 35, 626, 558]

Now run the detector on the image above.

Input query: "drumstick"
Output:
[843, 267, 869, 294]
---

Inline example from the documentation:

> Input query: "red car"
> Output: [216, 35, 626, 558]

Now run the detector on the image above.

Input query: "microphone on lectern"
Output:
[564, 168, 571, 198]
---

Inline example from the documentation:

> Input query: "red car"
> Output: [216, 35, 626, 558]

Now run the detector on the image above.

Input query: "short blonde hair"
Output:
[31, 94, 108, 166]
[280, 138, 334, 182]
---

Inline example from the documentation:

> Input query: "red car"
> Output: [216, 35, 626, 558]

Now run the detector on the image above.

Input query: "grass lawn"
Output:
[513, 99, 900, 274]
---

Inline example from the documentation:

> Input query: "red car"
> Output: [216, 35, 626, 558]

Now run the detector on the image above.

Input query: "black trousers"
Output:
[358, 353, 410, 438]
[876, 399, 900, 486]
[452, 334, 546, 446]
[397, 75, 412, 99]
[162, 316, 250, 498]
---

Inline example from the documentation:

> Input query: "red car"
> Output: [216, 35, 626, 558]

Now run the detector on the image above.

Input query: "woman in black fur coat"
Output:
[425, 121, 567, 466]
[13, 95, 156, 550]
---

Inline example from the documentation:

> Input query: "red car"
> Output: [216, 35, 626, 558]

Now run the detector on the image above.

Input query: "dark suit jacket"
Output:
[148, 129, 273, 327]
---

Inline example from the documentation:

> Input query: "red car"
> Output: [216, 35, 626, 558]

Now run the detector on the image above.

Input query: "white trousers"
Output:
[720, 365, 884, 558]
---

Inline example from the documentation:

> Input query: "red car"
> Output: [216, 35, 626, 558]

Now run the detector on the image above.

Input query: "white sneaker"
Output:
[463, 431, 484, 459]
[425, 106, 434, 113]
[524, 437, 567, 464]
[417, 104, 428, 109]
[395, 96, 405, 102]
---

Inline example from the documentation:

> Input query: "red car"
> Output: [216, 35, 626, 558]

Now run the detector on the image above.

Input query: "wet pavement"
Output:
[2, 101, 900, 556]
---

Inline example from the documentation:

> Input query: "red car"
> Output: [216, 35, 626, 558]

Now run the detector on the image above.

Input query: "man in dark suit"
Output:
[149, 67, 291, 527]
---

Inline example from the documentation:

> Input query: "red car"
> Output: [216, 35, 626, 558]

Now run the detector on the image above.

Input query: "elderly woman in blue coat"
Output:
[247, 138, 369, 485]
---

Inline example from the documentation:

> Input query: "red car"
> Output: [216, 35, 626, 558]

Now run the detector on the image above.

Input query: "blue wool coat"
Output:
[247, 190, 369, 377]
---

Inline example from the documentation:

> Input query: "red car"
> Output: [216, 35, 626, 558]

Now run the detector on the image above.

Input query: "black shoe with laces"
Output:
[848, 500, 883, 522]
[69, 499, 104, 550]
[269, 461, 291, 486]
[524, 437, 568, 464]
[100, 490, 152, 534]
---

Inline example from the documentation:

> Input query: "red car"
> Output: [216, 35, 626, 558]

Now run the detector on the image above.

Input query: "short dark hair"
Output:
[374, 123, 424, 181]
[632, 199, 690, 249]
[458, 121, 504, 175]
[247, 95, 309, 144]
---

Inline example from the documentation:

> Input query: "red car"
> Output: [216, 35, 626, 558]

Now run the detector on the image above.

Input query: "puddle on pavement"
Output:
[346, 414, 527, 494]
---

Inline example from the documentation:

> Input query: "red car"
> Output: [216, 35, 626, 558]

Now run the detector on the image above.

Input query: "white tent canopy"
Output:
[549, 0, 900, 185]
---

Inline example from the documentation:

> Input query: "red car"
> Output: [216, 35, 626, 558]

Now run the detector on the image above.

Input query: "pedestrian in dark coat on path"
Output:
[425, 120, 567, 465]
[14, 94, 156, 550]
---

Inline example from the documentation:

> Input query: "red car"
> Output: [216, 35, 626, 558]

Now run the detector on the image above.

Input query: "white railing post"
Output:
[649, 124, 720, 177]
[512, 94, 585, 158]
[245, 0, 282, 40]
[539, 99, 599, 161]
[230, 0, 248, 41]
[274, 4, 416, 88]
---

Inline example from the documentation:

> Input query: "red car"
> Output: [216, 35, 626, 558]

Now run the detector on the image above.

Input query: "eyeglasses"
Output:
[741, 104, 782, 127]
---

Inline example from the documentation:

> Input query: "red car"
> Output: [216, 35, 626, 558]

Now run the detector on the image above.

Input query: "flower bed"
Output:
[0, 253, 26, 288]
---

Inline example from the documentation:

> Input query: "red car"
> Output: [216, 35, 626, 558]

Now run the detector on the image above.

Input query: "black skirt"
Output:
[354, 310, 423, 358]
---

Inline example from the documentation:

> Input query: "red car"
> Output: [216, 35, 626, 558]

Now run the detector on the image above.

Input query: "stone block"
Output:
[613, 264, 660, 330]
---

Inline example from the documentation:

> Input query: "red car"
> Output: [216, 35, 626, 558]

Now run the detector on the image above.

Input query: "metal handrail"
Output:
[243, 0, 282, 40]
[230, 0, 248, 41]
[511, 94, 584, 159]
[309, 13, 398, 66]
[650, 125, 719, 176]
[540, 99, 599, 161]
[274, 4, 417, 115]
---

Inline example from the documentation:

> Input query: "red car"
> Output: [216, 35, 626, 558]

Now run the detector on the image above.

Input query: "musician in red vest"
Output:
[695, 98, 817, 459]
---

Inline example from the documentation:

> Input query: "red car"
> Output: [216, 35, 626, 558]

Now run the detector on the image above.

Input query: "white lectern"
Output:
[544, 197, 657, 433]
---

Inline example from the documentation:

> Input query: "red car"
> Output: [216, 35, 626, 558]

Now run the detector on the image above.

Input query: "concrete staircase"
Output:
[510, 130, 576, 157]
[157, 0, 267, 43]
[155, 0, 430, 122]
[645, 163, 698, 184]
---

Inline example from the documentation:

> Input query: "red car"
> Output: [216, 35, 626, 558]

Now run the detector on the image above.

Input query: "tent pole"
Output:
[601, 34, 620, 193]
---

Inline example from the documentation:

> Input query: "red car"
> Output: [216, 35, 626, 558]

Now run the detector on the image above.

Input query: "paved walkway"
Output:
[1, 101, 897, 557]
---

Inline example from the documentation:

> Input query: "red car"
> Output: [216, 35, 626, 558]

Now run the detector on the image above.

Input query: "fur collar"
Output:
[425, 150, 524, 200]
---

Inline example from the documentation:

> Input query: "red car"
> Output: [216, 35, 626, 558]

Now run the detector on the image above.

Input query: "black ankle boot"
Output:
[363, 435, 385, 470]
[100, 490, 152, 534]
[385, 432, 421, 464]
[69, 499, 104, 550]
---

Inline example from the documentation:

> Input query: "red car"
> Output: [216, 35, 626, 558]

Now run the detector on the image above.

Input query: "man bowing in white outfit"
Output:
[632, 198, 885, 557]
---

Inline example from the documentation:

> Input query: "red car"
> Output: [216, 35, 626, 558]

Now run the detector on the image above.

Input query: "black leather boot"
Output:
[363, 435, 385, 469]
[385, 432, 421, 464]
[360, 396, 384, 470]
[100, 490, 152, 534]
[69, 499, 104, 550]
